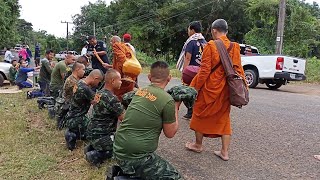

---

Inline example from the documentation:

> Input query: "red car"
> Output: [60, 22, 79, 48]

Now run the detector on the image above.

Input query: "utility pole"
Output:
[275, 0, 286, 54]
[93, 22, 96, 37]
[61, 21, 73, 51]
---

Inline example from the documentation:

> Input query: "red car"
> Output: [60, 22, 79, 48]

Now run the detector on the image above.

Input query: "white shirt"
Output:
[125, 43, 136, 57]
[4, 50, 14, 62]
[81, 47, 87, 56]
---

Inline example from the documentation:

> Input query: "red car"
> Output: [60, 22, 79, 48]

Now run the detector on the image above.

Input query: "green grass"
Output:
[0, 91, 112, 180]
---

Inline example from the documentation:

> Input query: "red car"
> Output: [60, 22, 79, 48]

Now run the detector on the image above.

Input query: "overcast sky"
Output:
[19, 0, 320, 38]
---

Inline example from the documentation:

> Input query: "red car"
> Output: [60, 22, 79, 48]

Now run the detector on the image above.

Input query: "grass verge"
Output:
[0, 91, 112, 180]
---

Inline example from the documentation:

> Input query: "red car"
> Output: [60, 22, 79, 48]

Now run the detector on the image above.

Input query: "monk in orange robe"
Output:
[185, 19, 246, 161]
[110, 36, 136, 100]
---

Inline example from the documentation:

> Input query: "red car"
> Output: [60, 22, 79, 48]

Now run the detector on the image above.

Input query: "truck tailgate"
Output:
[283, 56, 306, 74]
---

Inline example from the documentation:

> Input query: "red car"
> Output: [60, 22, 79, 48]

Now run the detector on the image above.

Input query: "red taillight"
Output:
[276, 57, 284, 70]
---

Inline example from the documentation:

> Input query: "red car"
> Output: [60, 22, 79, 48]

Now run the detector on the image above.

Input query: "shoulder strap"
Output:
[211, 42, 234, 73]
[214, 40, 237, 76]
[197, 39, 204, 52]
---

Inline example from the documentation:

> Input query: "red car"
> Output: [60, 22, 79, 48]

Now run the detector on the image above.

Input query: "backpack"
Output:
[214, 39, 249, 108]
[182, 41, 233, 85]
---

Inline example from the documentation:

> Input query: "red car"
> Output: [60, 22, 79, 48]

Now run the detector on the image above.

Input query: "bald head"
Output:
[89, 69, 104, 79]
[104, 69, 122, 90]
[149, 61, 170, 83]
[65, 53, 76, 65]
[72, 62, 85, 72]
[105, 69, 120, 82]
[85, 69, 104, 87]
[111, 36, 121, 45]
[211, 19, 228, 33]
[77, 55, 89, 66]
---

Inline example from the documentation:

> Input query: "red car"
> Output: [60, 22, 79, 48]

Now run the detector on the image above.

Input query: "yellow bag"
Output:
[122, 51, 142, 82]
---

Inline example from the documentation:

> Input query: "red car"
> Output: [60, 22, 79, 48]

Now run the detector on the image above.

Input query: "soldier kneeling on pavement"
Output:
[112, 61, 182, 179]
[56, 62, 86, 129]
[64, 69, 104, 151]
[85, 69, 125, 166]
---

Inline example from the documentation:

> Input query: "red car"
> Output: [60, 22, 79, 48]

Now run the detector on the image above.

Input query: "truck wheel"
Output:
[266, 83, 282, 90]
[245, 69, 258, 88]
[0, 73, 4, 87]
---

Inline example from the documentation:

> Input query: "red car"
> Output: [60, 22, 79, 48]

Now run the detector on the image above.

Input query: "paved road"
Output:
[137, 74, 320, 180]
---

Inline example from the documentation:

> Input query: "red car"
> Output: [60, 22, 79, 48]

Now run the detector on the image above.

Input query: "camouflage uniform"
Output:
[117, 153, 182, 180]
[63, 75, 78, 103]
[64, 80, 95, 150]
[167, 85, 197, 109]
[121, 90, 137, 108]
[85, 89, 124, 165]
[55, 75, 78, 129]
[122, 85, 197, 110]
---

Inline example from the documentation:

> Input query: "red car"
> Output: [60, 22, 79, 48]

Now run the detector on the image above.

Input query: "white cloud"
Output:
[19, 0, 111, 37]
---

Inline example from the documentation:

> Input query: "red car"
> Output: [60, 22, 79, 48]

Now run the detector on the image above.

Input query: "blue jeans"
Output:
[16, 81, 32, 89]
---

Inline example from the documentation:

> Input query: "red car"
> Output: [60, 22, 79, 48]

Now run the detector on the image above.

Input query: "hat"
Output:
[123, 33, 132, 41]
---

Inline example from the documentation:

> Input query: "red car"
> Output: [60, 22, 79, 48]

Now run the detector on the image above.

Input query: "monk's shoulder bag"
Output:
[214, 39, 249, 108]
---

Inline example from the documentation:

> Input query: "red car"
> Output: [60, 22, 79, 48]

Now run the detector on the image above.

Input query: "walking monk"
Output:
[110, 36, 136, 100]
[185, 19, 246, 161]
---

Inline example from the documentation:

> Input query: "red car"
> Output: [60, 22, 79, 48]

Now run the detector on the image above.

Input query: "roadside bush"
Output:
[305, 57, 320, 83]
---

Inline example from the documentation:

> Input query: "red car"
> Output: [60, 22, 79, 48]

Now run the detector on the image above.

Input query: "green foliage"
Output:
[305, 57, 320, 82]
[245, 0, 320, 57]
[0, 0, 20, 48]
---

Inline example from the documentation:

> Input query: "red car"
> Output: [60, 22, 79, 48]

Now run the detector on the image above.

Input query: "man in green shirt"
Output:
[50, 53, 75, 98]
[39, 50, 54, 96]
[8, 60, 18, 85]
[113, 61, 181, 179]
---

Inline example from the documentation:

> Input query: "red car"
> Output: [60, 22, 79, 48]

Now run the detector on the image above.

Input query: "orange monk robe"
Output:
[189, 36, 245, 138]
[112, 42, 136, 100]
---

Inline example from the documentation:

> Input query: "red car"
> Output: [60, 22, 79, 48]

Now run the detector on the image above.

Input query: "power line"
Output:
[99, 0, 214, 30]
[101, 0, 197, 29]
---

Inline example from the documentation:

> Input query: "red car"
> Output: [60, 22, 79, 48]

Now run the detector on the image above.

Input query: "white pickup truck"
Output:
[0, 62, 11, 86]
[55, 51, 80, 61]
[242, 55, 306, 89]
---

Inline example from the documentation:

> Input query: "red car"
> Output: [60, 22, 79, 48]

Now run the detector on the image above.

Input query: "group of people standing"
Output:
[5, 44, 42, 89]
[20, 18, 246, 180]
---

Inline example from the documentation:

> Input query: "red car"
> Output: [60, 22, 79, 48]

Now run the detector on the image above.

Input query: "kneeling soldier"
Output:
[64, 69, 104, 151]
[56, 62, 86, 129]
[85, 69, 125, 166]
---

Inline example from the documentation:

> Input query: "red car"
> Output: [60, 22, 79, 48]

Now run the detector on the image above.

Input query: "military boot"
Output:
[56, 116, 65, 130]
[48, 105, 56, 119]
[84, 144, 94, 154]
[106, 165, 141, 180]
[85, 150, 112, 167]
[65, 129, 77, 151]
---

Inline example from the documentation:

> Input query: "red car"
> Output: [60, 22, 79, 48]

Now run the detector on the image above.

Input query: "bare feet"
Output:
[314, 155, 320, 161]
[185, 142, 203, 153]
[214, 151, 229, 161]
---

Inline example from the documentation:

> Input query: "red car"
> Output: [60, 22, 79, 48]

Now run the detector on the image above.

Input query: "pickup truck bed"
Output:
[241, 55, 306, 89]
